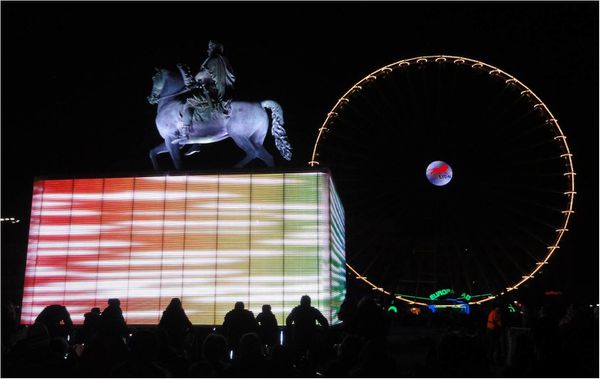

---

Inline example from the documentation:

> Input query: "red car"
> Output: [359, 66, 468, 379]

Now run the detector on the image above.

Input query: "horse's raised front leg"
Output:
[149, 142, 167, 170]
[164, 136, 183, 170]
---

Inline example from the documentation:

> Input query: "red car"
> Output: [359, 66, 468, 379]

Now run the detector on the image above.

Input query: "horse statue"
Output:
[147, 67, 292, 169]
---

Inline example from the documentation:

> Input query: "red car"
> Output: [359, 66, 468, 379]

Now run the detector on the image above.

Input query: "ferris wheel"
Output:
[309, 55, 575, 306]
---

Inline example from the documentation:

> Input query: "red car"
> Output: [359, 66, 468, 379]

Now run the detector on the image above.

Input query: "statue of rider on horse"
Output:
[147, 40, 292, 170]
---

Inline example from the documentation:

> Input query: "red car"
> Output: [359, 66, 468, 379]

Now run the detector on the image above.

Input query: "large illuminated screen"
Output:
[22, 170, 346, 325]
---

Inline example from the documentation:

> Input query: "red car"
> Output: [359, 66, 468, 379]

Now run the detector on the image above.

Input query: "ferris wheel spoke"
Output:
[474, 223, 514, 291]
[442, 207, 475, 293]
[486, 217, 534, 276]
[493, 216, 550, 264]
[491, 191, 566, 217]
[388, 68, 418, 128]
[499, 138, 565, 160]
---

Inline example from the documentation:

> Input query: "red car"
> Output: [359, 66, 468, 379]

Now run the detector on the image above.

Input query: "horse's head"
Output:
[147, 67, 167, 104]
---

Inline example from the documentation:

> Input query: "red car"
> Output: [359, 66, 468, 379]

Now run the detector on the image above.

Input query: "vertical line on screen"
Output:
[282, 173, 286, 322]
[94, 178, 107, 308]
[214, 175, 220, 325]
[159, 177, 167, 323]
[125, 177, 137, 322]
[30, 180, 45, 321]
[328, 177, 333, 322]
[248, 174, 253, 307]
[316, 174, 320, 312]
[181, 176, 188, 305]
[62, 179, 75, 305]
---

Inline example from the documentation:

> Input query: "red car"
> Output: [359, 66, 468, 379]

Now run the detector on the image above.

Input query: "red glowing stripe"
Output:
[428, 164, 449, 175]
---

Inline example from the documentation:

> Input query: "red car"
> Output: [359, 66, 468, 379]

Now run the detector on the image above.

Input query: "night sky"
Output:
[1, 2, 598, 306]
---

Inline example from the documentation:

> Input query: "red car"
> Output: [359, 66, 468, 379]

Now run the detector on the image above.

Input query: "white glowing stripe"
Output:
[74, 257, 240, 267]
[93, 280, 130, 288]
[142, 176, 187, 182]
[133, 211, 192, 217]
[119, 220, 261, 228]
[127, 289, 214, 298]
[32, 210, 101, 217]
[217, 177, 304, 185]
[288, 230, 326, 238]
[36, 250, 99, 257]
[37, 240, 140, 248]
[37, 224, 119, 236]
[74, 269, 246, 279]
[168, 176, 217, 184]
[23, 285, 66, 293]
[30, 200, 71, 207]
[196, 203, 320, 210]
[167, 220, 275, 228]
[27, 267, 67, 276]
[172, 176, 307, 185]
[261, 239, 324, 246]
[26, 294, 97, 302]
[41, 191, 239, 201]
[282, 214, 320, 220]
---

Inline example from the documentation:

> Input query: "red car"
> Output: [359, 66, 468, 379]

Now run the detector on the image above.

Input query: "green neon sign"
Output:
[387, 305, 398, 313]
[429, 289, 472, 302]
[429, 288, 454, 300]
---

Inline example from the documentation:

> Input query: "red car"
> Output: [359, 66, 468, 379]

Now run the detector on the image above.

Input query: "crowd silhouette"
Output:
[1, 295, 598, 377]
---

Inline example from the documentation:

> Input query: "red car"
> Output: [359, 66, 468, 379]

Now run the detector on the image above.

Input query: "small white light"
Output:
[280, 330, 284, 345]
[229, 350, 234, 360]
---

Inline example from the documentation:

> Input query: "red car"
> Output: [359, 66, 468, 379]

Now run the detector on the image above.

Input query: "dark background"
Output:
[2, 2, 598, 307]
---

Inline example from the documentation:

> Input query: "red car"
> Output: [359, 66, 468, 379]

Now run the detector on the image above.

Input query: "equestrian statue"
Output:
[147, 40, 292, 170]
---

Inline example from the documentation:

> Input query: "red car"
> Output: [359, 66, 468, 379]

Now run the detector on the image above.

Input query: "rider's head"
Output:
[208, 40, 224, 56]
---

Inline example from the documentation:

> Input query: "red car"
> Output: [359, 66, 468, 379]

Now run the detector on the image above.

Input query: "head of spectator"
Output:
[300, 295, 311, 307]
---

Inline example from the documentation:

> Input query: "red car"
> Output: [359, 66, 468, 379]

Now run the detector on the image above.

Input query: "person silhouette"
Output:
[256, 304, 278, 351]
[34, 304, 73, 340]
[158, 298, 193, 353]
[81, 307, 101, 343]
[99, 298, 128, 340]
[285, 295, 329, 361]
[188, 332, 230, 377]
[222, 301, 258, 355]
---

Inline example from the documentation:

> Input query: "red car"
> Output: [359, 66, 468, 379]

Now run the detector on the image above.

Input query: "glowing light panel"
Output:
[21, 171, 346, 325]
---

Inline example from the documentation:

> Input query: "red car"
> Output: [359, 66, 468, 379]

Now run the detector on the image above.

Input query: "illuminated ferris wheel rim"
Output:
[309, 54, 576, 306]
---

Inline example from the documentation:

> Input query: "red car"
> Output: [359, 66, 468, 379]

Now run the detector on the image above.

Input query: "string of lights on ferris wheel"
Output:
[309, 55, 576, 306]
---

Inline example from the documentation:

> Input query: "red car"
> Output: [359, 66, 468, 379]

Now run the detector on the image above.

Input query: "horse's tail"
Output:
[261, 100, 292, 161]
